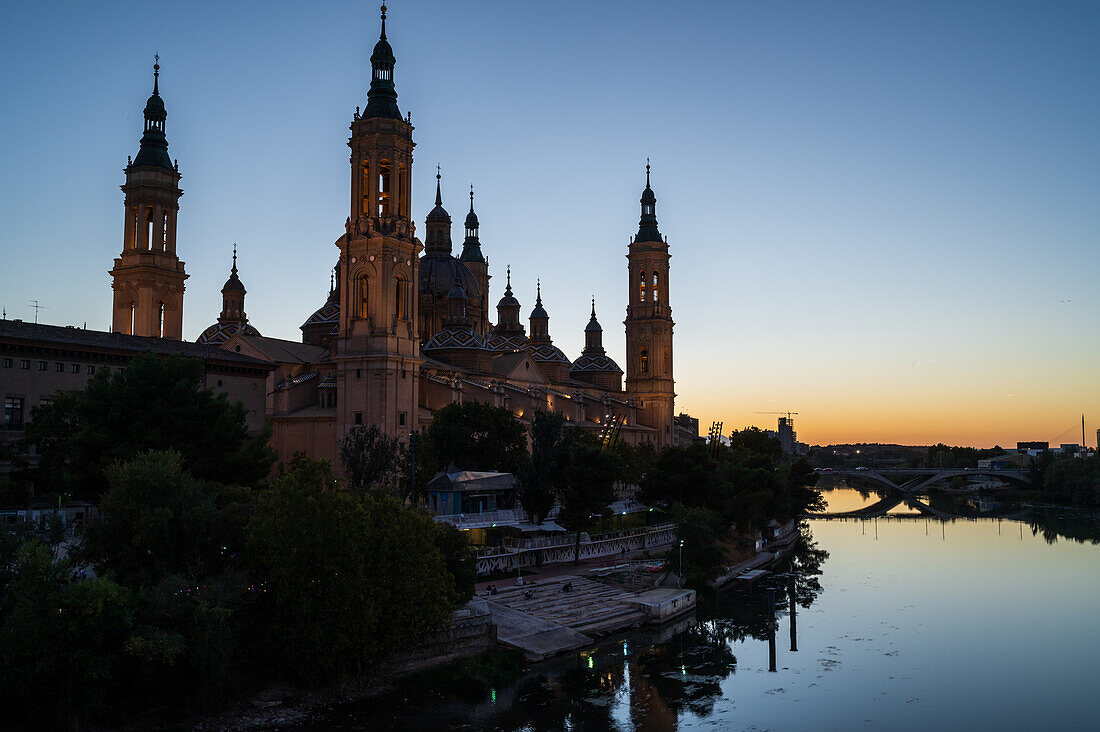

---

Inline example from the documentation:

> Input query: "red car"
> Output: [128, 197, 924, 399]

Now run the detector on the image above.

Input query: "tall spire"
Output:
[132, 56, 173, 169]
[505, 266, 513, 296]
[231, 242, 238, 276]
[635, 159, 662, 243]
[435, 165, 442, 206]
[364, 3, 400, 119]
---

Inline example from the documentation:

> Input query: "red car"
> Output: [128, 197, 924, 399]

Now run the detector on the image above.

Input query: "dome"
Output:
[530, 302, 548, 320]
[464, 208, 479, 230]
[371, 36, 395, 65]
[420, 255, 480, 300]
[302, 300, 339, 328]
[528, 342, 570, 364]
[423, 328, 490, 352]
[222, 272, 245, 293]
[447, 280, 467, 301]
[585, 316, 602, 333]
[488, 334, 528, 352]
[144, 92, 166, 117]
[426, 203, 450, 222]
[196, 321, 260, 346]
[641, 185, 656, 205]
[570, 354, 622, 374]
[497, 291, 520, 309]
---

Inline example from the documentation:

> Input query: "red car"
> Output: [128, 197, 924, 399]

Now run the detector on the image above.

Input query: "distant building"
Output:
[0, 320, 272, 478]
[778, 417, 798, 456]
[674, 413, 703, 445]
[1017, 441, 1049, 452]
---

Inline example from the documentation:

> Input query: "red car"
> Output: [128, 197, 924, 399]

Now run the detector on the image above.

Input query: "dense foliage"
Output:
[414, 401, 529, 495]
[21, 352, 275, 502]
[0, 356, 476, 727]
[641, 428, 822, 586]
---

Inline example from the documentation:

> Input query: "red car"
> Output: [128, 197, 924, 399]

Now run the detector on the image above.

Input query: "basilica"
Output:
[104, 7, 688, 467]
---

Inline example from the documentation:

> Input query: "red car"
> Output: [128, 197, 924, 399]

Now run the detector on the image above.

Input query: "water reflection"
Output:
[289, 495, 1100, 731]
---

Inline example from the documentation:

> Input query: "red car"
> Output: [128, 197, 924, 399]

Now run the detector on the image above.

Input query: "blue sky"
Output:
[1, 1, 1097, 446]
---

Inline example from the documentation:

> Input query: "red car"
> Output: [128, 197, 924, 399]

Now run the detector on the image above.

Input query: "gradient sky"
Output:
[1, 1, 1097, 448]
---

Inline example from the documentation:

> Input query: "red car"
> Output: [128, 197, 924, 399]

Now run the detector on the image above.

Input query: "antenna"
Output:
[28, 300, 47, 324]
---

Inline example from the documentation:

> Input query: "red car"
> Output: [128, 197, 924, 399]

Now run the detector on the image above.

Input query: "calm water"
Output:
[294, 489, 1100, 731]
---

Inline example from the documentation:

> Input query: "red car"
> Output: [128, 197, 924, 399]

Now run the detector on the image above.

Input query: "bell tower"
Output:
[110, 58, 187, 339]
[335, 4, 421, 440]
[624, 163, 675, 448]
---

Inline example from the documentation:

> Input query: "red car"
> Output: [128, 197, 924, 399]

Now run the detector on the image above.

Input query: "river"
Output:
[288, 489, 1100, 730]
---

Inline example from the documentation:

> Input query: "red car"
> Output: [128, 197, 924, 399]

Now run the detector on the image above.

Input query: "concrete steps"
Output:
[488, 576, 646, 638]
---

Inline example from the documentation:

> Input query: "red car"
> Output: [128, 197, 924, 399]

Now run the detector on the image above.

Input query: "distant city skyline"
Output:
[1, 1, 1096, 448]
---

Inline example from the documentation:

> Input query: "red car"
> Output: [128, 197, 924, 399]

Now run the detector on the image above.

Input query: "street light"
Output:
[678, 540, 684, 589]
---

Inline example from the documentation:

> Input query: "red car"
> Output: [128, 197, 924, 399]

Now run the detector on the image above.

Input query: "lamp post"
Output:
[678, 539, 684, 589]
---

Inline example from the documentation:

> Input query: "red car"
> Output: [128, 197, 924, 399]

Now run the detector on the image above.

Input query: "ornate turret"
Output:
[132, 58, 173, 170]
[570, 298, 622, 391]
[460, 186, 485, 263]
[111, 58, 187, 339]
[529, 280, 549, 342]
[424, 167, 452, 256]
[363, 4, 400, 120]
[635, 161, 662, 243]
[197, 245, 261, 345]
[491, 266, 525, 342]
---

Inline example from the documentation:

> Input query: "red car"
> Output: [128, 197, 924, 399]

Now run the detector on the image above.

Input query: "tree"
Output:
[340, 424, 403, 496]
[245, 457, 462, 680]
[559, 433, 619, 563]
[415, 402, 528, 494]
[82, 450, 244, 589]
[519, 410, 572, 524]
[24, 352, 275, 502]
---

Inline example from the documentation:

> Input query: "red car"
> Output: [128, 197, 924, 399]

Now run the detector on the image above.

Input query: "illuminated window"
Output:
[640, 349, 649, 374]
[158, 302, 165, 337]
[652, 271, 660, 303]
[639, 271, 647, 302]
[378, 159, 392, 216]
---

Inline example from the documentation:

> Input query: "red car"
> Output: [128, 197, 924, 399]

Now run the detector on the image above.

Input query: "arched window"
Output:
[129, 302, 136, 334]
[358, 275, 370, 319]
[639, 271, 647, 302]
[157, 302, 165, 337]
[377, 159, 392, 216]
[640, 349, 649, 374]
[394, 277, 408, 320]
[652, 271, 660, 303]
[360, 161, 371, 214]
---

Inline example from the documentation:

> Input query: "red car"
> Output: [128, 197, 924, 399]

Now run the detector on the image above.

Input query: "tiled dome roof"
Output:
[570, 354, 622, 374]
[528, 343, 570, 364]
[196, 321, 261, 345]
[302, 301, 339, 328]
[487, 334, 528, 352]
[423, 328, 491, 351]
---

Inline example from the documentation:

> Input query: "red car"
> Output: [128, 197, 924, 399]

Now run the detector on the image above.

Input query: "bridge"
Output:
[815, 468, 1032, 494]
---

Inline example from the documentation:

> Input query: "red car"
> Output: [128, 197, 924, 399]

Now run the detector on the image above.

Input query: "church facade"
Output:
[142, 8, 685, 464]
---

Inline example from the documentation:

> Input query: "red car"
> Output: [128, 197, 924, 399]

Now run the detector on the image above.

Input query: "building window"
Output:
[361, 161, 371, 214]
[639, 271, 647, 302]
[394, 277, 408, 320]
[54, 362, 64, 372]
[398, 412, 406, 427]
[1, 358, 10, 368]
[71, 363, 80, 374]
[356, 368, 363, 379]
[3, 397, 24, 429]
[354, 412, 363, 426]
[652, 271, 660, 303]
[358, 275, 370, 319]
[377, 159, 392, 216]
[20, 360, 29, 369]
[37, 361, 46, 371]
[86, 365, 95, 375]
[402, 369, 407, 379]
[640, 349, 649, 374]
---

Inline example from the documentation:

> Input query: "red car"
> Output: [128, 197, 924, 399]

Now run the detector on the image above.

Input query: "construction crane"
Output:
[707, 421, 724, 455]
[754, 411, 799, 422]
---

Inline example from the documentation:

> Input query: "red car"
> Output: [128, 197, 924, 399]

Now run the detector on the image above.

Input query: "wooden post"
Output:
[767, 588, 777, 672]
[788, 575, 798, 652]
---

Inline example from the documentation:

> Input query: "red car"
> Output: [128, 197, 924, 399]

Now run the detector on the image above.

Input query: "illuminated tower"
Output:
[624, 164, 675, 448]
[335, 4, 421, 439]
[110, 59, 187, 338]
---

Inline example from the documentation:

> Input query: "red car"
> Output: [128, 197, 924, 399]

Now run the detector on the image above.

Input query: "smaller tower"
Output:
[525, 280, 571, 383]
[110, 58, 187, 339]
[570, 298, 623, 391]
[492, 267, 525, 338]
[197, 245, 261, 345]
[529, 280, 549, 343]
[218, 245, 247, 325]
[459, 186, 490, 334]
